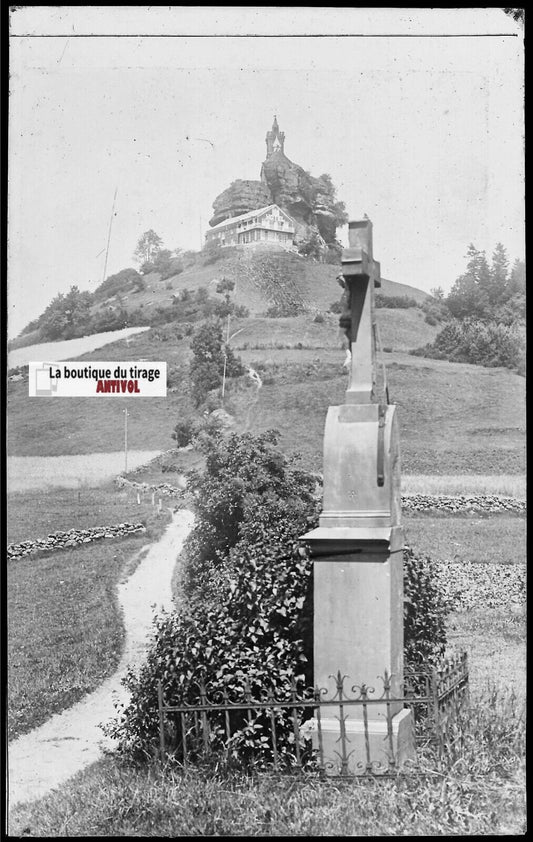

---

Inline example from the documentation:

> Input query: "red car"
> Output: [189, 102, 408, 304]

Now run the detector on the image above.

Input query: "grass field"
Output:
[7, 485, 169, 740]
[7, 289, 526, 833]
[403, 514, 526, 565]
[235, 357, 525, 474]
[404, 513, 526, 702]
[401, 473, 526, 498]
[7, 483, 160, 544]
[8, 310, 524, 477]
[8, 687, 525, 836]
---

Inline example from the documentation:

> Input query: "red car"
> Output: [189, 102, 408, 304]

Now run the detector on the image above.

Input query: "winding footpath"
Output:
[8, 508, 194, 810]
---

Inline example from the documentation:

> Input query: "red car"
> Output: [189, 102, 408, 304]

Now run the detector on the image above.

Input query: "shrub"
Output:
[420, 295, 450, 324]
[105, 432, 451, 766]
[403, 546, 448, 670]
[313, 313, 325, 324]
[375, 294, 418, 309]
[411, 318, 525, 374]
[328, 300, 342, 314]
[266, 303, 301, 318]
[189, 321, 245, 406]
[104, 431, 318, 764]
[93, 268, 144, 300]
[324, 242, 342, 264]
[297, 232, 324, 260]
[171, 417, 199, 448]
[202, 241, 224, 265]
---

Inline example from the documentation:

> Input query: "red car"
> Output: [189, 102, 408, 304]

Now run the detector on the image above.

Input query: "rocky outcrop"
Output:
[7, 523, 147, 560]
[208, 118, 347, 249]
[209, 180, 272, 228]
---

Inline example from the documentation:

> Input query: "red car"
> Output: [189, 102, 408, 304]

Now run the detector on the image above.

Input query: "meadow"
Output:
[7, 292, 526, 834]
[7, 485, 169, 741]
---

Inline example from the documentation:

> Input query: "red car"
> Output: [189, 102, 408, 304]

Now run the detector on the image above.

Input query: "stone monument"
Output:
[302, 218, 415, 774]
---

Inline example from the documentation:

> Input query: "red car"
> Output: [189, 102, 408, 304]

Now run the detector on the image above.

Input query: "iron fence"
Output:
[157, 652, 468, 777]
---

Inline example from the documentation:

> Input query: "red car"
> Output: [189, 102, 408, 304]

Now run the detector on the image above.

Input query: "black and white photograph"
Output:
[6, 6, 525, 835]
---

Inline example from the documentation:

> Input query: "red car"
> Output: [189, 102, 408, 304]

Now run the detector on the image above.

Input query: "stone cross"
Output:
[302, 217, 414, 775]
[339, 218, 381, 403]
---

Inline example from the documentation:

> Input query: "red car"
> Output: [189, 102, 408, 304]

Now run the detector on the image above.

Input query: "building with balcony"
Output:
[205, 204, 296, 249]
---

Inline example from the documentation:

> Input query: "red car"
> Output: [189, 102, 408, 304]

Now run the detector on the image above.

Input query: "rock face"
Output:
[209, 180, 272, 228]
[208, 117, 346, 249]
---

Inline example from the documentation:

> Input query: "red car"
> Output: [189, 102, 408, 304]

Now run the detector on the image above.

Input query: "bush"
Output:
[411, 318, 525, 374]
[105, 431, 451, 766]
[328, 300, 342, 314]
[104, 431, 318, 764]
[189, 321, 245, 406]
[93, 268, 144, 300]
[425, 313, 438, 325]
[313, 313, 325, 324]
[171, 417, 199, 448]
[324, 242, 342, 264]
[266, 303, 301, 318]
[375, 294, 418, 309]
[297, 232, 324, 260]
[403, 546, 448, 670]
[202, 241, 224, 265]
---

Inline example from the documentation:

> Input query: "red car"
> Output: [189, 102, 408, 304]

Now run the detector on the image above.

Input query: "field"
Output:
[7, 311, 525, 477]
[7, 279, 526, 834]
[7, 485, 170, 740]
[7, 451, 162, 493]
[8, 687, 526, 835]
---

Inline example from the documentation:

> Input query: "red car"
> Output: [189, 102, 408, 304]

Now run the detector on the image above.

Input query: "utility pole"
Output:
[101, 186, 118, 286]
[123, 407, 128, 474]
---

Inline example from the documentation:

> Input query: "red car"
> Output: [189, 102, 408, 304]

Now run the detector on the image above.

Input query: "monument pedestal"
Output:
[307, 528, 415, 775]
[301, 218, 415, 776]
[315, 709, 414, 776]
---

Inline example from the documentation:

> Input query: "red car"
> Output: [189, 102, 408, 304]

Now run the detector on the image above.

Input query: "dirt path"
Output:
[7, 508, 194, 810]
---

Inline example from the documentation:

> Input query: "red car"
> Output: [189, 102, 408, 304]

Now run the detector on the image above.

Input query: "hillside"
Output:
[107, 250, 429, 319]
[7, 306, 525, 476]
[11, 248, 430, 353]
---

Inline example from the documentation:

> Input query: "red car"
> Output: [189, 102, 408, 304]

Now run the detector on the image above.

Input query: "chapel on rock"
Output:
[205, 117, 297, 251]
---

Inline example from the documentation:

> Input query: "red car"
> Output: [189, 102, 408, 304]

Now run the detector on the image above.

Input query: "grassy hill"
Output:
[107, 249, 429, 320]
[10, 248, 430, 354]
[7, 305, 525, 476]
[8, 248, 524, 474]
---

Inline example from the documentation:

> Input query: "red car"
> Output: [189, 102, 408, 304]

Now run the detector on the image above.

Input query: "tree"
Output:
[93, 267, 143, 300]
[39, 285, 92, 340]
[133, 230, 163, 266]
[189, 321, 244, 406]
[446, 245, 491, 320]
[487, 243, 510, 308]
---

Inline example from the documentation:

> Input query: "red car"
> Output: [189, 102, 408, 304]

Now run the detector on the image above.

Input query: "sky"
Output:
[8, 7, 524, 339]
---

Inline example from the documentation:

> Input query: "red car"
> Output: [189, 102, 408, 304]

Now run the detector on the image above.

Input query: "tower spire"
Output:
[265, 115, 285, 157]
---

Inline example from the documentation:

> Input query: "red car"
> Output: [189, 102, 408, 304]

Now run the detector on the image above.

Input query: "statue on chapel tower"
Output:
[265, 116, 285, 157]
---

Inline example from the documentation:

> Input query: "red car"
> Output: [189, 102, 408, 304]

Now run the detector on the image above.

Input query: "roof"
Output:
[208, 204, 295, 232]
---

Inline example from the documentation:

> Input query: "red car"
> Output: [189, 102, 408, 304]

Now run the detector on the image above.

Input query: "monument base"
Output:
[308, 708, 415, 776]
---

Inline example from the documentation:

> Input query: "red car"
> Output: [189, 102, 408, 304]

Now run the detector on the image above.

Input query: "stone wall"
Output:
[114, 476, 185, 498]
[7, 522, 147, 561]
[401, 494, 525, 514]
